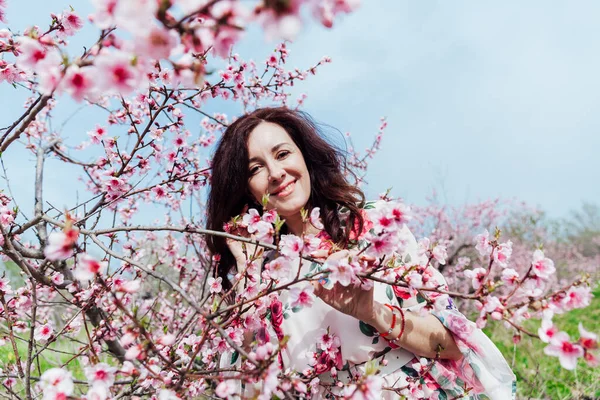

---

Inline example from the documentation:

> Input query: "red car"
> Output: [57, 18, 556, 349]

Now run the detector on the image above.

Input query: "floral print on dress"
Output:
[319, 201, 517, 399]
[221, 200, 516, 399]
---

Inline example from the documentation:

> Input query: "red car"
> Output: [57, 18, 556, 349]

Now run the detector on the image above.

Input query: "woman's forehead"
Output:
[247, 122, 295, 154]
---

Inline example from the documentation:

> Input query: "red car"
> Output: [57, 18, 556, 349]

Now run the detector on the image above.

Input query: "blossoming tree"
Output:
[0, 0, 597, 399]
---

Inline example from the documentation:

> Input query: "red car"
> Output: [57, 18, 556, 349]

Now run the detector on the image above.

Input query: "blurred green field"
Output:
[485, 284, 600, 400]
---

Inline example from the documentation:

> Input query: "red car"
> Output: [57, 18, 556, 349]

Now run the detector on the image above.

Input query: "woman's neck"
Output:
[285, 213, 320, 237]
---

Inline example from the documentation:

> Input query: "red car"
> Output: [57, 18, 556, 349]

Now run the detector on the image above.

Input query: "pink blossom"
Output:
[73, 254, 107, 282]
[578, 323, 598, 350]
[310, 207, 324, 230]
[87, 125, 108, 144]
[500, 268, 519, 286]
[494, 240, 512, 268]
[432, 244, 447, 265]
[562, 285, 592, 311]
[368, 200, 410, 233]
[90, 0, 118, 29]
[242, 208, 262, 232]
[531, 249, 556, 279]
[34, 324, 53, 341]
[0, 206, 15, 225]
[152, 185, 169, 200]
[112, 0, 158, 33]
[16, 37, 50, 69]
[44, 231, 77, 261]
[463, 267, 487, 290]
[39, 368, 74, 398]
[157, 333, 176, 347]
[345, 374, 383, 400]
[215, 380, 237, 398]
[544, 331, 584, 370]
[254, 220, 275, 244]
[259, 11, 303, 41]
[134, 24, 179, 60]
[50, 272, 64, 285]
[124, 344, 143, 360]
[265, 257, 292, 281]
[262, 209, 278, 223]
[364, 231, 395, 259]
[0, 277, 12, 294]
[86, 384, 110, 400]
[114, 278, 141, 293]
[207, 277, 223, 293]
[158, 389, 181, 400]
[584, 351, 599, 367]
[0, 61, 28, 84]
[95, 50, 143, 95]
[279, 234, 304, 258]
[538, 319, 558, 343]
[483, 296, 504, 320]
[62, 65, 96, 102]
[289, 284, 315, 309]
[474, 230, 492, 257]
[388, 201, 411, 225]
[303, 234, 322, 253]
[405, 270, 423, 289]
[84, 363, 116, 389]
[327, 258, 356, 286]
[59, 9, 84, 36]
[37, 59, 63, 95]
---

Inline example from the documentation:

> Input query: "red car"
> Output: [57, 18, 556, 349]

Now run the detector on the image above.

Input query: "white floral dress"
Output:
[222, 203, 516, 399]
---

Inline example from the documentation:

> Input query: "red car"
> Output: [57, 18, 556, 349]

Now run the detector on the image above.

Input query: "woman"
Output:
[206, 107, 516, 399]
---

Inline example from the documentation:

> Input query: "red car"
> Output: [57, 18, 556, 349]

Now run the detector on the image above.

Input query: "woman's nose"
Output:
[268, 163, 286, 182]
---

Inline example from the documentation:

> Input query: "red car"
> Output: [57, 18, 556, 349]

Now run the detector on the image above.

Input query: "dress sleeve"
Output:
[426, 269, 517, 400]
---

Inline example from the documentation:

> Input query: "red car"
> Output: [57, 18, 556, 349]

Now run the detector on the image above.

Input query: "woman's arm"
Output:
[312, 249, 462, 361]
[368, 302, 463, 361]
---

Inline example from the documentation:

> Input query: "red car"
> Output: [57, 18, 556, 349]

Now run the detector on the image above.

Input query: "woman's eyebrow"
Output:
[248, 142, 289, 163]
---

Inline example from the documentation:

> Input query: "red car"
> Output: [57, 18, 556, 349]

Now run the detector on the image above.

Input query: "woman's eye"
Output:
[249, 165, 261, 175]
[277, 150, 290, 159]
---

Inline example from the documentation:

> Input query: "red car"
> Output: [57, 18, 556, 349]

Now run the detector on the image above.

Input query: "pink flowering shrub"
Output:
[0, 0, 597, 399]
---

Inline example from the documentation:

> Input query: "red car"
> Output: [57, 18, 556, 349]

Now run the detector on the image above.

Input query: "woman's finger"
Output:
[309, 249, 329, 259]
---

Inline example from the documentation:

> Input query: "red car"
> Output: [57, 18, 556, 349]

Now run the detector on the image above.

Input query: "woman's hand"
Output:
[311, 250, 378, 324]
[226, 234, 262, 266]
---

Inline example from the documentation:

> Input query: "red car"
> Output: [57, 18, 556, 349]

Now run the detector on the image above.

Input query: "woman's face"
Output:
[246, 122, 311, 220]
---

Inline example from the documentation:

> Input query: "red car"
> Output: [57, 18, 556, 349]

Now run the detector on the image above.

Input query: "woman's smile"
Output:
[272, 180, 296, 198]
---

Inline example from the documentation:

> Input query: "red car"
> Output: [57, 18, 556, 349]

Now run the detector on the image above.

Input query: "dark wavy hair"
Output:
[206, 107, 364, 291]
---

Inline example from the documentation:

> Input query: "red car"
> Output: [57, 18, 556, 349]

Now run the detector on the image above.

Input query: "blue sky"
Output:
[1, 1, 599, 220]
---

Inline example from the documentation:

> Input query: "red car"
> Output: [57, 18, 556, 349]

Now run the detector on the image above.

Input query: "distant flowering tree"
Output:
[0, 0, 597, 399]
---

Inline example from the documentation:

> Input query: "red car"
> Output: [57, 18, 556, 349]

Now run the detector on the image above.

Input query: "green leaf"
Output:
[404, 254, 411, 264]
[372, 336, 379, 345]
[365, 359, 378, 375]
[436, 389, 448, 400]
[386, 285, 394, 301]
[438, 376, 451, 387]
[359, 321, 376, 337]
[400, 365, 419, 378]
[230, 351, 239, 365]
[291, 306, 302, 313]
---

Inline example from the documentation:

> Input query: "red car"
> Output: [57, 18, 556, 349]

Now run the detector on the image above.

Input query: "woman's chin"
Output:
[272, 198, 307, 219]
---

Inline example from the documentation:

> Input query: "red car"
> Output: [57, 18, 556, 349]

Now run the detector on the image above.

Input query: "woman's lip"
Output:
[273, 180, 296, 197]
